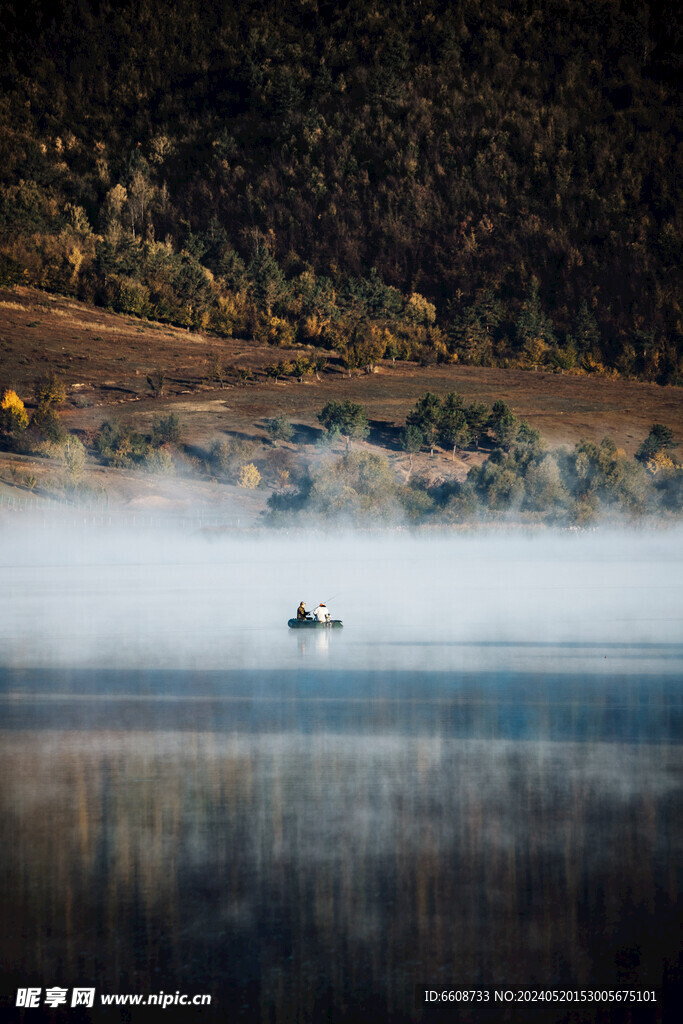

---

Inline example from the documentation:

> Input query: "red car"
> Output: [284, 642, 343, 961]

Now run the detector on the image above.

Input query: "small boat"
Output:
[288, 618, 343, 629]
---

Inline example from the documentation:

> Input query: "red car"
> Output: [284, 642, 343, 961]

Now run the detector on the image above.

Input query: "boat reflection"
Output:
[294, 627, 332, 657]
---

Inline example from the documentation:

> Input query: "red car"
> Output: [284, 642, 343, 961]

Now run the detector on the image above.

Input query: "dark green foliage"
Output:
[652, 465, 683, 513]
[570, 301, 601, 355]
[265, 416, 294, 445]
[463, 402, 489, 449]
[271, 419, 678, 525]
[151, 413, 181, 446]
[94, 421, 150, 467]
[318, 401, 369, 446]
[406, 391, 521, 457]
[0, 0, 680, 379]
[399, 484, 435, 521]
[513, 422, 544, 467]
[406, 392, 442, 454]
[563, 438, 649, 517]
[438, 393, 471, 458]
[34, 373, 67, 409]
[488, 401, 519, 451]
[269, 451, 420, 522]
[247, 245, 285, 317]
[469, 450, 526, 513]
[448, 292, 504, 365]
[95, 416, 180, 467]
[342, 271, 403, 321]
[401, 424, 423, 455]
[635, 424, 677, 463]
[30, 405, 68, 444]
[515, 280, 557, 357]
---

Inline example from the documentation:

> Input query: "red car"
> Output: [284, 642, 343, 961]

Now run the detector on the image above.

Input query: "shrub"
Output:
[34, 373, 67, 408]
[238, 463, 261, 488]
[143, 447, 175, 474]
[151, 413, 181, 446]
[234, 366, 254, 385]
[0, 389, 29, 433]
[206, 353, 228, 387]
[30, 404, 68, 443]
[293, 356, 315, 379]
[210, 437, 259, 479]
[523, 454, 567, 512]
[646, 451, 676, 474]
[95, 420, 150, 467]
[315, 424, 341, 449]
[209, 439, 232, 472]
[112, 276, 151, 317]
[61, 435, 87, 482]
[399, 485, 435, 520]
[299, 314, 324, 342]
[404, 292, 437, 326]
[636, 424, 676, 464]
[469, 451, 525, 511]
[266, 316, 296, 347]
[265, 416, 294, 444]
[146, 369, 165, 398]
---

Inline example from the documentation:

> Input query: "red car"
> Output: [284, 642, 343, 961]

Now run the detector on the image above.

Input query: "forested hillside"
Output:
[1, 0, 681, 381]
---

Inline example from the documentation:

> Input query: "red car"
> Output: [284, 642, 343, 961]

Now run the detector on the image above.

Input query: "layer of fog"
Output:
[0, 519, 682, 675]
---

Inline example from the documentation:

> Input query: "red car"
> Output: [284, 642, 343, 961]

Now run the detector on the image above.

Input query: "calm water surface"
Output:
[1, 528, 681, 1022]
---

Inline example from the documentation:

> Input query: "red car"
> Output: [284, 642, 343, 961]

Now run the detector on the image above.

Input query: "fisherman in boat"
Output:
[288, 602, 340, 629]
[312, 601, 331, 623]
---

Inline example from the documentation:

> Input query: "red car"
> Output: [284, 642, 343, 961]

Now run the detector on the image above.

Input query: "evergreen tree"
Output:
[248, 244, 285, 316]
[406, 393, 442, 455]
[439, 392, 472, 459]
[318, 400, 369, 449]
[515, 278, 556, 365]
[636, 424, 677, 463]
[489, 401, 519, 451]
[570, 300, 601, 354]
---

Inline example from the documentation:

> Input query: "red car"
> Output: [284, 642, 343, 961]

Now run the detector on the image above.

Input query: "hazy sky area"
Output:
[1, 523, 681, 676]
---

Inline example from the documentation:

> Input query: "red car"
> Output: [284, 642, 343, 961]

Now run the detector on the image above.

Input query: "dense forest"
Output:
[1, 0, 681, 381]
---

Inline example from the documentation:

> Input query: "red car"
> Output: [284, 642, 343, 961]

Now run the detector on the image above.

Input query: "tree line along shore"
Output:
[1, 374, 680, 526]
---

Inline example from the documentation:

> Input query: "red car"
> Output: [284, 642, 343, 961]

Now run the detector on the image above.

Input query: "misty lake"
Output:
[1, 526, 681, 1023]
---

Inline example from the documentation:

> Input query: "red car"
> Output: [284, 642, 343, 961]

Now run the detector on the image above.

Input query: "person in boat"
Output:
[312, 601, 331, 623]
[297, 601, 310, 620]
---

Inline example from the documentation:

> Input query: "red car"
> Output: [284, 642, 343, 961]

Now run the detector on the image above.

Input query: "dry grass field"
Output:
[1, 286, 681, 516]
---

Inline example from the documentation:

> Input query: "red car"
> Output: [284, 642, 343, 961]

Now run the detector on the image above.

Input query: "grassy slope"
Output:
[1, 287, 681, 515]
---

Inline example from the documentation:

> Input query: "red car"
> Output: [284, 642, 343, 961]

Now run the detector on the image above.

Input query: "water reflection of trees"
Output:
[1, 732, 679, 1021]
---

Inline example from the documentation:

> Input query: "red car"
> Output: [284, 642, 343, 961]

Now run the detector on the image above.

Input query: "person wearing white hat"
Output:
[312, 601, 330, 623]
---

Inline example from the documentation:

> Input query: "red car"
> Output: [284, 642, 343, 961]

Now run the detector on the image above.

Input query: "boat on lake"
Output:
[288, 618, 343, 629]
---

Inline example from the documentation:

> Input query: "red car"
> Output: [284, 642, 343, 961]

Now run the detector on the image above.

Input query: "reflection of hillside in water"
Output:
[1, 731, 680, 1022]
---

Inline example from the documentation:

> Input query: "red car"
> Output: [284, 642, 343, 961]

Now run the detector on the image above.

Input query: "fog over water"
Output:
[1, 522, 682, 674]
[1, 522, 681, 1023]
